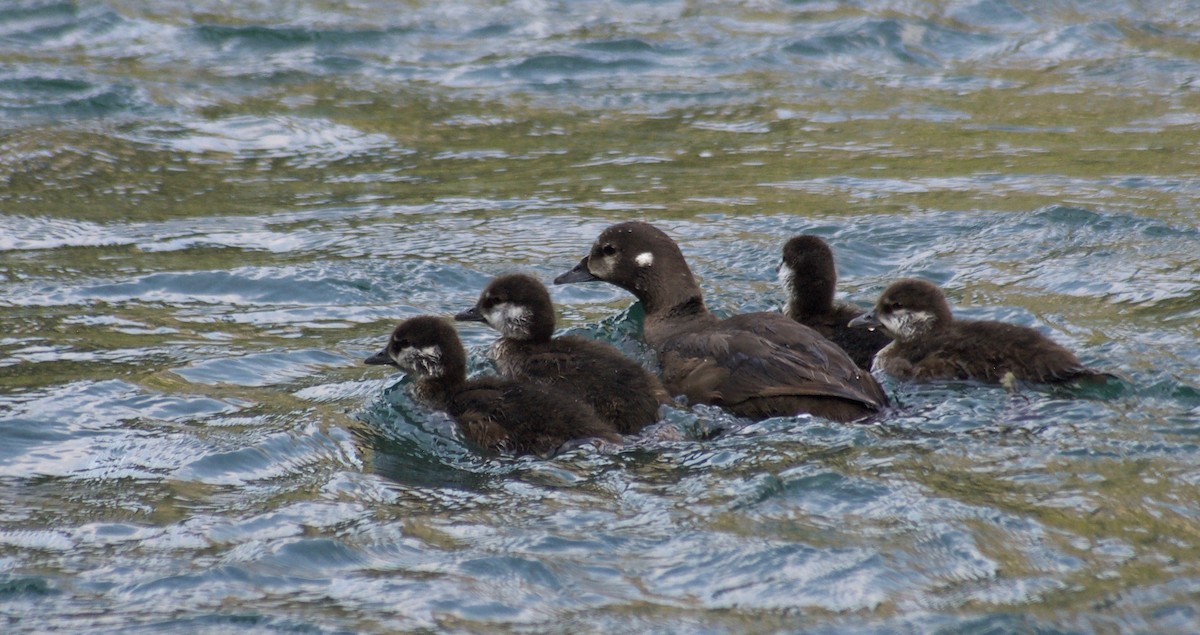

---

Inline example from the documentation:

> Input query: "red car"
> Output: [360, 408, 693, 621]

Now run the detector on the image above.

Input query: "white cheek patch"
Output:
[635, 252, 654, 267]
[394, 345, 444, 377]
[880, 309, 935, 340]
[483, 303, 533, 339]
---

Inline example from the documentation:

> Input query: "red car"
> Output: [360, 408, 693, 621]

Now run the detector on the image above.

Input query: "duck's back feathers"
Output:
[788, 302, 892, 371]
[885, 319, 1099, 384]
[448, 377, 620, 455]
[656, 311, 888, 421]
[493, 335, 670, 435]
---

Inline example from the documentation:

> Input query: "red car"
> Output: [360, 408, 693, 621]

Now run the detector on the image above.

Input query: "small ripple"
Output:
[644, 532, 894, 611]
[175, 423, 356, 486]
[0, 529, 73, 551]
[190, 23, 404, 52]
[292, 380, 382, 403]
[0, 73, 139, 118]
[431, 148, 509, 161]
[0, 215, 134, 252]
[0, 2, 122, 49]
[465, 52, 658, 86]
[0, 380, 249, 479]
[1010, 22, 1127, 66]
[172, 349, 348, 388]
[574, 153, 673, 167]
[134, 116, 401, 167]
[783, 17, 1006, 69]
[689, 119, 771, 134]
[577, 38, 671, 55]
[83, 266, 380, 307]
[0, 576, 57, 598]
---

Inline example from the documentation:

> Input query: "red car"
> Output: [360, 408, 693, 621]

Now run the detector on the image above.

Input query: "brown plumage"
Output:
[849, 278, 1110, 385]
[364, 316, 620, 456]
[554, 222, 889, 422]
[455, 273, 670, 435]
[779, 234, 891, 371]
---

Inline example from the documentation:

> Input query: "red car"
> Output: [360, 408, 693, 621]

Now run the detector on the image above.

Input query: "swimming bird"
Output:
[848, 278, 1109, 385]
[554, 221, 889, 422]
[364, 316, 620, 456]
[779, 234, 891, 371]
[455, 273, 671, 435]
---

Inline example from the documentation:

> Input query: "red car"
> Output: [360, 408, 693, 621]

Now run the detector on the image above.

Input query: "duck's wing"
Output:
[661, 313, 889, 410]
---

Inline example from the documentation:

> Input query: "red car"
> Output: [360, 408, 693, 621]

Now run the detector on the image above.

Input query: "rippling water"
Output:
[3, 1, 1200, 632]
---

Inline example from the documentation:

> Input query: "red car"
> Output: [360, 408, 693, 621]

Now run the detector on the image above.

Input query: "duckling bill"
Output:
[364, 316, 620, 456]
[849, 278, 1111, 385]
[554, 221, 889, 422]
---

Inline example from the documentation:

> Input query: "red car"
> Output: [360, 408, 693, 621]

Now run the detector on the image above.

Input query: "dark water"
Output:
[3, 1, 1200, 632]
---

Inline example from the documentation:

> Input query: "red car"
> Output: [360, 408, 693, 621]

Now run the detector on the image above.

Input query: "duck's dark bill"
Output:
[553, 257, 599, 284]
[454, 306, 485, 322]
[847, 312, 881, 329]
[364, 349, 397, 366]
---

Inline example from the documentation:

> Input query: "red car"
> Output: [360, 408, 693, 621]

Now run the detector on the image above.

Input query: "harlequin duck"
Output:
[848, 278, 1110, 385]
[454, 273, 671, 435]
[554, 221, 889, 422]
[364, 316, 620, 456]
[779, 234, 891, 371]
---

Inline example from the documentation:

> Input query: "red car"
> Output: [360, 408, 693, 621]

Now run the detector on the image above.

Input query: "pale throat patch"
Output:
[394, 345, 444, 377]
[635, 252, 654, 267]
[483, 302, 533, 339]
[879, 309, 935, 341]
[777, 262, 794, 290]
[870, 341, 894, 373]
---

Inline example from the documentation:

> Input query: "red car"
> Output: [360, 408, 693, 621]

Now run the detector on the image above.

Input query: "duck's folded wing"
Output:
[661, 321, 888, 409]
[722, 313, 887, 404]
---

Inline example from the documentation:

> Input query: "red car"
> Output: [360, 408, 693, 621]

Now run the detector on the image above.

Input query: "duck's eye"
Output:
[601, 244, 617, 256]
[888, 301, 902, 311]
[393, 338, 410, 349]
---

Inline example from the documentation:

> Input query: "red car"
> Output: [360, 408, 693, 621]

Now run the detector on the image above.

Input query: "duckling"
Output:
[455, 273, 671, 435]
[779, 234, 891, 371]
[849, 278, 1110, 385]
[554, 222, 889, 422]
[364, 316, 620, 455]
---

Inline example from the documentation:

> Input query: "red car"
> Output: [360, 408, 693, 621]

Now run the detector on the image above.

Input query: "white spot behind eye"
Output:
[635, 252, 654, 267]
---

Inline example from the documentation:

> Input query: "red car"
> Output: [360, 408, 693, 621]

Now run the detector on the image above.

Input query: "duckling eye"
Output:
[393, 337, 410, 349]
[601, 244, 617, 256]
[888, 301, 902, 311]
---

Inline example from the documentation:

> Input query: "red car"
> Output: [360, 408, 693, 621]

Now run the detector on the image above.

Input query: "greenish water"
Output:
[2, 1, 1199, 633]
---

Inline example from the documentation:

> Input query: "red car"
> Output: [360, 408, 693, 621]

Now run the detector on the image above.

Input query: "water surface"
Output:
[3, 1, 1200, 633]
